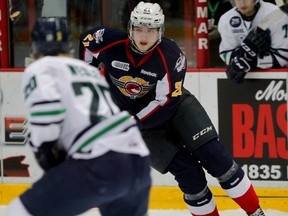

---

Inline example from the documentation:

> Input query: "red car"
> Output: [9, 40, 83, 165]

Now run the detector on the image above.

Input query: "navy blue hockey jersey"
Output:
[79, 27, 187, 129]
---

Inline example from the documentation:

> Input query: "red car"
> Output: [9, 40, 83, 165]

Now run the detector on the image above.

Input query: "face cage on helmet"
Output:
[128, 21, 164, 55]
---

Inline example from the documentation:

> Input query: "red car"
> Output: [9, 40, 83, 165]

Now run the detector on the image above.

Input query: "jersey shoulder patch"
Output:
[80, 27, 128, 50]
[158, 37, 186, 72]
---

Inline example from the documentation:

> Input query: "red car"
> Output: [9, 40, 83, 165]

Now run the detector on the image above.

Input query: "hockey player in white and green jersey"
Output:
[218, 0, 288, 84]
[6, 17, 151, 216]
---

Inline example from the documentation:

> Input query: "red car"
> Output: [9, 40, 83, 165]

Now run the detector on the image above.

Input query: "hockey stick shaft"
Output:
[258, 2, 288, 30]
[275, 0, 284, 7]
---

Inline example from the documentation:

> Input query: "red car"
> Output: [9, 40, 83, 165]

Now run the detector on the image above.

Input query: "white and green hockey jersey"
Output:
[218, 0, 288, 68]
[21, 56, 149, 159]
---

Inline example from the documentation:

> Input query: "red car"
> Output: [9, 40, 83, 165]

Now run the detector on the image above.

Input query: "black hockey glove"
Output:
[33, 141, 66, 171]
[241, 27, 271, 59]
[226, 55, 251, 84]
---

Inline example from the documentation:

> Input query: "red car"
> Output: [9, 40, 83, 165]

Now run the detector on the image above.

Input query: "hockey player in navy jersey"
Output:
[79, 2, 265, 216]
[219, 0, 288, 84]
[6, 17, 151, 216]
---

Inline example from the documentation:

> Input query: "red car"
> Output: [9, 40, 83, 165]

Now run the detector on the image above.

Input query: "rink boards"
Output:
[0, 69, 287, 210]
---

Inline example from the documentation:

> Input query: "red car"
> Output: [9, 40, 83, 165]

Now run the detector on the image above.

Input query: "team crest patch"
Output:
[93, 29, 105, 44]
[174, 53, 186, 72]
[230, 16, 241, 28]
[109, 75, 156, 99]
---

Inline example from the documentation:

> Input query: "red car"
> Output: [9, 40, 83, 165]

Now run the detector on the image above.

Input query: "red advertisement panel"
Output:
[195, 0, 209, 68]
[218, 79, 287, 181]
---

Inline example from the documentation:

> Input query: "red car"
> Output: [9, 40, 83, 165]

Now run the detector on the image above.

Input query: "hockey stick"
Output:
[258, 2, 288, 30]
[275, 0, 284, 7]
[275, 0, 288, 148]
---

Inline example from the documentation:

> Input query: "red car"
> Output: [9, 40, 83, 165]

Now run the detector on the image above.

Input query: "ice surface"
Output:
[1, 206, 287, 215]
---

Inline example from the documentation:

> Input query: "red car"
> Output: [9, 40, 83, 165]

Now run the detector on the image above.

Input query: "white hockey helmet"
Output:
[128, 1, 165, 54]
[130, 1, 164, 28]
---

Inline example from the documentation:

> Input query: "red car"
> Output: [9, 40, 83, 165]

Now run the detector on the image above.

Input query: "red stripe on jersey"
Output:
[139, 47, 172, 121]
[91, 39, 127, 54]
[125, 39, 157, 68]
[156, 46, 172, 104]
[139, 104, 162, 121]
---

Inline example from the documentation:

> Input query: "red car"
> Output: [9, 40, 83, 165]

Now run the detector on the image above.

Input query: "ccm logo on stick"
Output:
[193, 126, 213, 140]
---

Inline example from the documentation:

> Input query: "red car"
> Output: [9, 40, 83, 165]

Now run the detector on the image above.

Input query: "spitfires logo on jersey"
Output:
[109, 74, 156, 99]
[82, 29, 105, 47]
[174, 53, 186, 72]
[230, 16, 241, 28]
[93, 29, 105, 44]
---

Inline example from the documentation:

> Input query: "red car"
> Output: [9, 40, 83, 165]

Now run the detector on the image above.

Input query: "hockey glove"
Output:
[33, 141, 66, 171]
[9, 0, 24, 23]
[226, 55, 251, 84]
[241, 27, 271, 59]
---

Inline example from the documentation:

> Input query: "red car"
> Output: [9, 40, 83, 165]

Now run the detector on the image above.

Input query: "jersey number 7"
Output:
[72, 82, 116, 124]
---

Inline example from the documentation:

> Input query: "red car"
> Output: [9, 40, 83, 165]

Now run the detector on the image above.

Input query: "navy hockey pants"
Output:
[142, 88, 236, 195]
[142, 89, 219, 174]
[20, 151, 151, 216]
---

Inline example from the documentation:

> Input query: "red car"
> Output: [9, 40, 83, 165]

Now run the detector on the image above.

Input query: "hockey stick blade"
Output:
[258, 3, 288, 30]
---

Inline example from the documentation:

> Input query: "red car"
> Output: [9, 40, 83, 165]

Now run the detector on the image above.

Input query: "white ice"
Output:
[82, 208, 288, 216]
[1, 206, 287, 216]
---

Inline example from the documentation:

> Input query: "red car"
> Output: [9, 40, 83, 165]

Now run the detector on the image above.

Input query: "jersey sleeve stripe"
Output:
[68, 112, 135, 155]
[90, 39, 126, 54]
